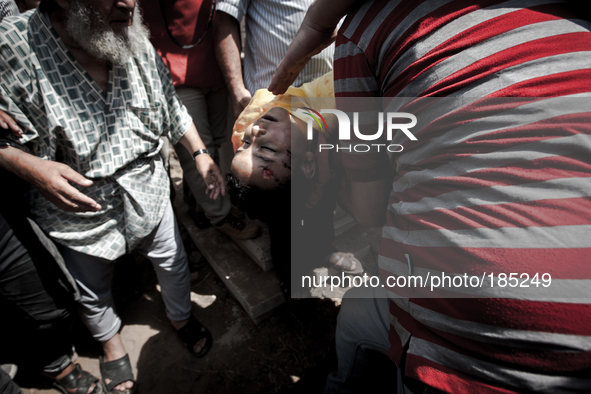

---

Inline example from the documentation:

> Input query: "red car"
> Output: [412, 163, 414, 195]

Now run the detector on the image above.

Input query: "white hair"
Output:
[65, 1, 150, 64]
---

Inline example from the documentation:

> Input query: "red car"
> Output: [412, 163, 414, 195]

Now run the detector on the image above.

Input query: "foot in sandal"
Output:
[100, 334, 136, 393]
[171, 315, 213, 358]
[44, 362, 102, 394]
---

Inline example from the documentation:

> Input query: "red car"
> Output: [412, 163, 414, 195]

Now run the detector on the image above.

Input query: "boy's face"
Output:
[231, 107, 304, 190]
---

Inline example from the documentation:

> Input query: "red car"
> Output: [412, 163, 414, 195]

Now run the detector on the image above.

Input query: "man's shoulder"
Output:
[216, 0, 242, 20]
[0, 10, 34, 41]
[250, 0, 313, 14]
[0, 10, 35, 60]
[137, 36, 166, 71]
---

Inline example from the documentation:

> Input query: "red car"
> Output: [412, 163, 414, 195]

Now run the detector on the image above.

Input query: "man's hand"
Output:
[0, 146, 101, 213]
[232, 87, 252, 119]
[194, 154, 226, 200]
[0, 109, 23, 138]
[339, 177, 390, 228]
[0, 111, 99, 212]
[30, 160, 102, 212]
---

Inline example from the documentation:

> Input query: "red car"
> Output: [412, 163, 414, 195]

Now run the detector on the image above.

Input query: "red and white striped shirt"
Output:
[334, 1, 591, 393]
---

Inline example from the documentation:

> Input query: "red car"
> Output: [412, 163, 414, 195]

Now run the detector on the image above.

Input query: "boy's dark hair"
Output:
[39, 0, 58, 12]
[226, 168, 317, 295]
[225, 172, 290, 224]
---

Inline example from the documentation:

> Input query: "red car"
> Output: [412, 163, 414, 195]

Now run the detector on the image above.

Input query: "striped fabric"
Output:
[217, 0, 334, 92]
[334, 1, 591, 393]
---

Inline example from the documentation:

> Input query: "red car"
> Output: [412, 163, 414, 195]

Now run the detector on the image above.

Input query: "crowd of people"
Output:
[0, 0, 590, 393]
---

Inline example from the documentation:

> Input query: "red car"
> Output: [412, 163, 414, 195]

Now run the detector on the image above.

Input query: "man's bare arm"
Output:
[213, 11, 252, 118]
[339, 177, 392, 228]
[178, 123, 226, 200]
[269, 0, 362, 95]
[0, 146, 101, 213]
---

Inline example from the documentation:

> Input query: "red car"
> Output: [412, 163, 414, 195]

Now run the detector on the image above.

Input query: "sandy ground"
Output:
[14, 221, 342, 394]
[12, 149, 385, 394]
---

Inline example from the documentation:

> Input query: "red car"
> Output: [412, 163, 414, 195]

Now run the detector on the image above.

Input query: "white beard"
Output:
[65, 1, 150, 65]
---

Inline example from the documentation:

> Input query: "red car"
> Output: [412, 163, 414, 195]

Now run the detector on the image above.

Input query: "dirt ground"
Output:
[11, 149, 385, 394]
[14, 218, 342, 394]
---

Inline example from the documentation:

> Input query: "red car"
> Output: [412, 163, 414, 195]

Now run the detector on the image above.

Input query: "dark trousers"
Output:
[0, 367, 22, 394]
[0, 209, 74, 373]
[288, 177, 340, 294]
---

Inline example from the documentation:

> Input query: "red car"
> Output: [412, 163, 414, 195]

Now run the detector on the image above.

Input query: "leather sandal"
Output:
[176, 315, 213, 358]
[53, 363, 102, 394]
[99, 355, 136, 394]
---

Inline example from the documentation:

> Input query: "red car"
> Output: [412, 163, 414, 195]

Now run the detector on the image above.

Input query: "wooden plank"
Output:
[174, 199, 285, 324]
[232, 226, 273, 271]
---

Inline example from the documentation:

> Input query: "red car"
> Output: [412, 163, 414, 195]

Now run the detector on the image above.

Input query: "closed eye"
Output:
[262, 114, 277, 122]
[254, 154, 273, 162]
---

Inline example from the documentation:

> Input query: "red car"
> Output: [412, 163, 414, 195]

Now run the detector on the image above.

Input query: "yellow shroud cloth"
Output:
[231, 71, 335, 153]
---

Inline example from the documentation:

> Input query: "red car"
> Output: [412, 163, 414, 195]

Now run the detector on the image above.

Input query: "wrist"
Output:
[194, 153, 214, 172]
[0, 146, 35, 183]
[192, 149, 211, 160]
[230, 84, 248, 99]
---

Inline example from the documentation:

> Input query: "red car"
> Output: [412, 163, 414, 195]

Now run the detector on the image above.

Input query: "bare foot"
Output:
[101, 334, 135, 392]
[170, 318, 207, 354]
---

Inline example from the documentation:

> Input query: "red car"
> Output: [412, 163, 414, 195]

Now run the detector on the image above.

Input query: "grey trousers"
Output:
[174, 86, 232, 224]
[60, 201, 191, 342]
[325, 285, 393, 394]
[325, 284, 442, 394]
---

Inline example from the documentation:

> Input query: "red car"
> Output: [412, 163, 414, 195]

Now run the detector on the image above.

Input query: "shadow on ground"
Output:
[15, 222, 339, 394]
[128, 225, 340, 394]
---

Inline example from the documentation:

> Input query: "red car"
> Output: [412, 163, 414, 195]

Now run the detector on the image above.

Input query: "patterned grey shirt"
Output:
[0, 10, 192, 260]
[0, 0, 18, 21]
[217, 0, 334, 93]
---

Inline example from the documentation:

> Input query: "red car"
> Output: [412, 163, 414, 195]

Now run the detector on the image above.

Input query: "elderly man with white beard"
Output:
[0, 0, 223, 392]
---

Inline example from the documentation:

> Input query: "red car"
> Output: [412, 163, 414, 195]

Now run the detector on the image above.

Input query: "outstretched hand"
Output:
[195, 154, 226, 200]
[30, 160, 102, 213]
[0, 140, 101, 213]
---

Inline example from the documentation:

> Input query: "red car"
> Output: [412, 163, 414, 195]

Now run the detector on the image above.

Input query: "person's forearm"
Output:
[0, 145, 100, 212]
[269, 0, 363, 94]
[304, 0, 359, 34]
[178, 123, 226, 199]
[0, 145, 43, 185]
[178, 123, 207, 155]
[213, 11, 247, 99]
[339, 177, 391, 228]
